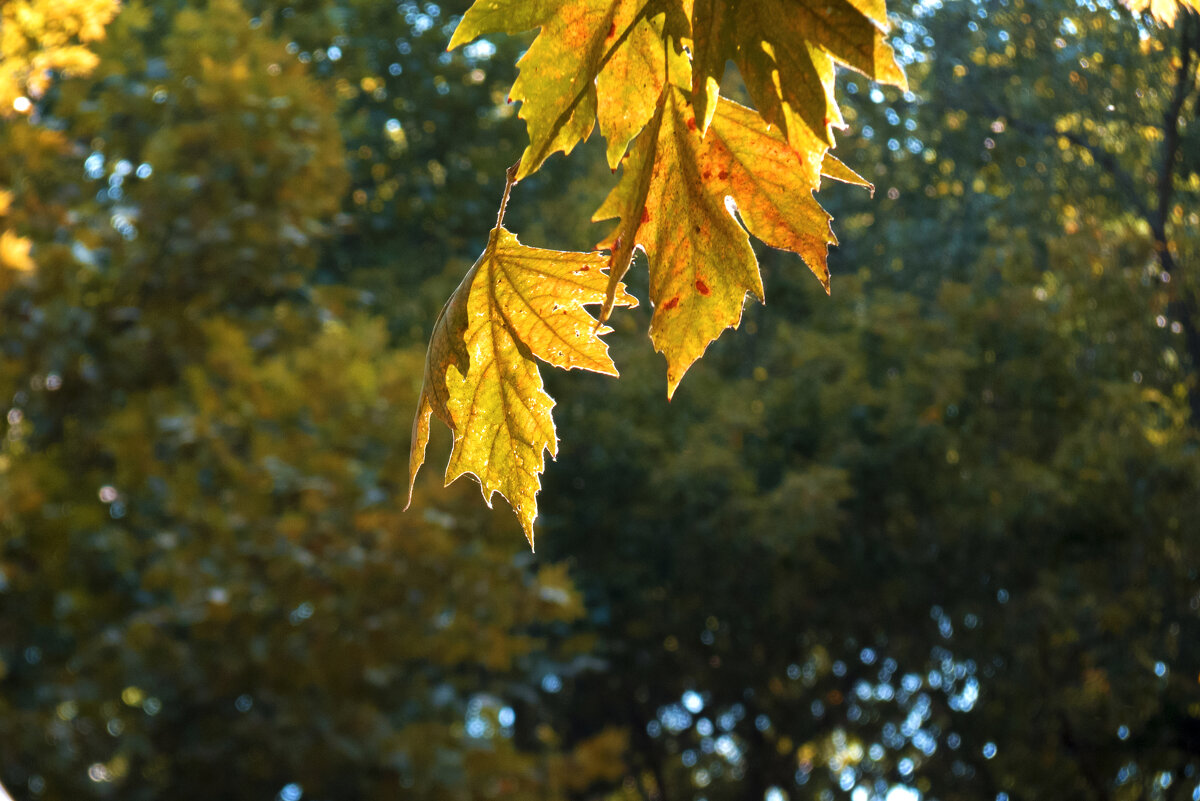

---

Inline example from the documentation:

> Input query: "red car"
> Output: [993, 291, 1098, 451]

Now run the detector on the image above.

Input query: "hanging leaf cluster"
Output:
[410, 0, 907, 546]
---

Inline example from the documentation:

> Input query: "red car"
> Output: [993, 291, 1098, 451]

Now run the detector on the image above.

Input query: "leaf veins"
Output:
[594, 88, 869, 398]
[409, 175, 637, 547]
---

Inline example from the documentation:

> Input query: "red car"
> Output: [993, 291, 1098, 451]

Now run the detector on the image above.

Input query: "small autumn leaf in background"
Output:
[0, 0, 121, 114]
[408, 164, 637, 548]
[0, 190, 34, 290]
[1, 1, 119, 291]
[0, 229, 34, 274]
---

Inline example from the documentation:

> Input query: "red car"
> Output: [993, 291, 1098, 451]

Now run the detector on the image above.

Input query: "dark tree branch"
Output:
[1154, 12, 1200, 423]
[986, 108, 1153, 221]
[965, 14, 1200, 422]
[1153, 10, 1196, 250]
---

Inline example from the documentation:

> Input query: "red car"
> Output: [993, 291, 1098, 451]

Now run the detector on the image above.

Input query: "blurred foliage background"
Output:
[0, 0, 1198, 800]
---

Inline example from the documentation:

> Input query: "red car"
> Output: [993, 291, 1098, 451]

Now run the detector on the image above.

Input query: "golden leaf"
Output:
[449, 0, 650, 178]
[0, 229, 35, 272]
[690, 0, 906, 151]
[596, 11, 679, 169]
[409, 170, 636, 547]
[595, 88, 863, 398]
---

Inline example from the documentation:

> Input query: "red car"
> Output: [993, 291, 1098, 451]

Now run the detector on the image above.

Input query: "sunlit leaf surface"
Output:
[594, 90, 870, 396]
[449, 0, 901, 404]
[410, 192, 635, 545]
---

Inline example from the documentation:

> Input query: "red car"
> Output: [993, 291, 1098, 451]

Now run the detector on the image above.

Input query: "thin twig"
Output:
[495, 159, 522, 230]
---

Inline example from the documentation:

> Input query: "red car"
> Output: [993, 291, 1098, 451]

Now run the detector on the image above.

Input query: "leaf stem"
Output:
[495, 159, 522, 230]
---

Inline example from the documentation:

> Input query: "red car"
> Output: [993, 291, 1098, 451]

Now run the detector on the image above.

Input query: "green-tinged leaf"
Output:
[446, 0, 545, 46]
[408, 226, 636, 547]
[595, 88, 846, 398]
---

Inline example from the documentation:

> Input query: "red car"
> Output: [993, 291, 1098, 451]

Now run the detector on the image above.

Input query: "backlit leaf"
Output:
[449, 0, 652, 178]
[690, 0, 907, 151]
[596, 12, 676, 169]
[594, 88, 852, 397]
[409, 208, 636, 547]
[436, 0, 900, 527]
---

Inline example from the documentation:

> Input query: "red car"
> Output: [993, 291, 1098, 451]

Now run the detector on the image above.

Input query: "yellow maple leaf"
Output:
[408, 170, 636, 547]
[594, 87, 868, 398]
[431, 0, 893, 525]
[595, 11, 681, 170]
[691, 0, 906, 151]
[449, 0, 655, 179]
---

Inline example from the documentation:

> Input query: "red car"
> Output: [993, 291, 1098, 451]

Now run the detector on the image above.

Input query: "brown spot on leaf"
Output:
[663, 296, 680, 311]
[695, 278, 711, 295]
[717, 170, 729, 180]
[607, 21, 616, 38]
[641, 207, 650, 224]
[686, 117, 697, 131]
